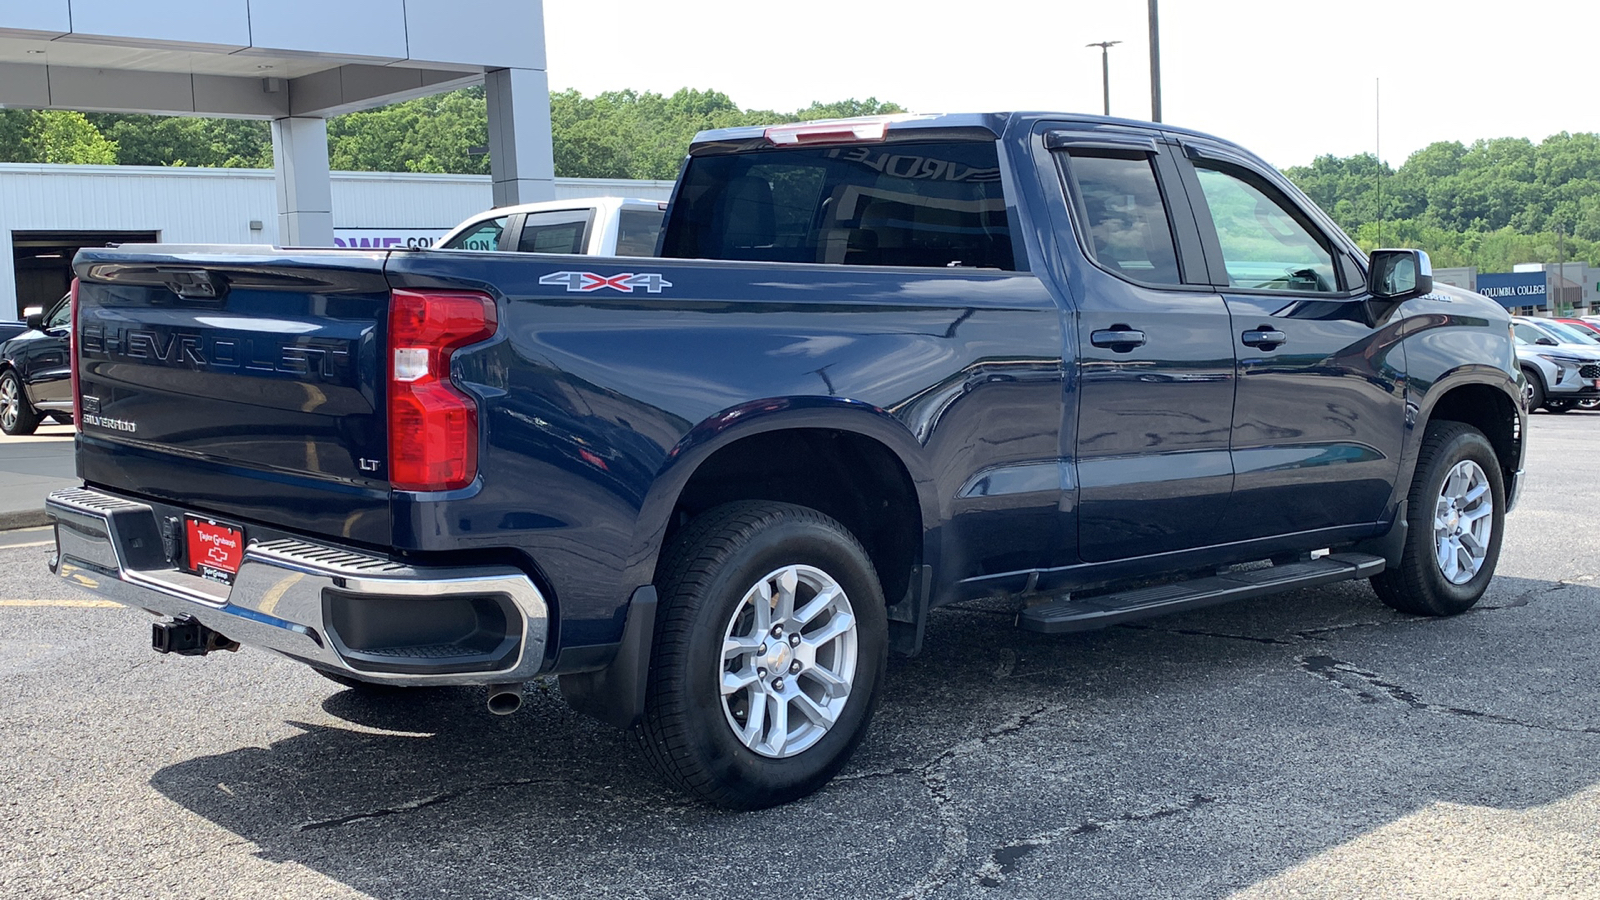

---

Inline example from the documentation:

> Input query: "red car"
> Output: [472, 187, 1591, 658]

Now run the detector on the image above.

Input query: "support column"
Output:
[270, 116, 335, 247]
[0, 230, 17, 319]
[485, 67, 556, 207]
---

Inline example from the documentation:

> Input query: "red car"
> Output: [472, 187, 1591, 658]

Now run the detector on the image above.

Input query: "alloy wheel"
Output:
[718, 564, 858, 759]
[1433, 459, 1493, 585]
[0, 377, 17, 432]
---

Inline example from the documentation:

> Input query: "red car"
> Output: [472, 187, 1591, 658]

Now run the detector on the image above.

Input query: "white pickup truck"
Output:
[435, 196, 667, 256]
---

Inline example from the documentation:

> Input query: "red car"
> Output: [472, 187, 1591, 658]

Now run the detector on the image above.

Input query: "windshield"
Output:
[1544, 321, 1600, 344]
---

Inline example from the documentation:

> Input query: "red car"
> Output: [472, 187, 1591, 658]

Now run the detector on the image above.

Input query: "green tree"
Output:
[87, 114, 271, 168]
[0, 109, 117, 164]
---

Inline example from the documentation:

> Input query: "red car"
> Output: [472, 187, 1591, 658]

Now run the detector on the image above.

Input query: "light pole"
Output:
[1148, 0, 1162, 122]
[1087, 41, 1121, 116]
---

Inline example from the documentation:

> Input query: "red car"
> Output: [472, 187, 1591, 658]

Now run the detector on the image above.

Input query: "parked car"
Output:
[435, 197, 666, 256]
[1511, 316, 1600, 412]
[0, 292, 72, 435]
[0, 319, 28, 345]
[50, 112, 1524, 809]
[1555, 317, 1600, 337]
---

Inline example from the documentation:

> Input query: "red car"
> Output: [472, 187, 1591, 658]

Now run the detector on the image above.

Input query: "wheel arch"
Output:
[624, 398, 937, 618]
[1416, 373, 1524, 479]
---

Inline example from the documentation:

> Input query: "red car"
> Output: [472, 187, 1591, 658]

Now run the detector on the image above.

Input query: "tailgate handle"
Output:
[156, 267, 226, 300]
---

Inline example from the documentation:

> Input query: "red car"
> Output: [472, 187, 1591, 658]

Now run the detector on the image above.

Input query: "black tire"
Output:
[636, 501, 888, 810]
[1522, 369, 1546, 412]
[1370, 422, 1505, 616]
[0, 370, 40, 436]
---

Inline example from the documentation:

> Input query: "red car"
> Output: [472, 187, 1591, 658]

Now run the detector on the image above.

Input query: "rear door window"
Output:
[518, 209, 592, 254]
[662, 140, 1014, 269]
[440, 216, 508, 251]
[1059, 151, 1183, 285]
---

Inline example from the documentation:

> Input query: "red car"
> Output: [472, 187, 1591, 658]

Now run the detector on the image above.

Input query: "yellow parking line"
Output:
[0, 598, 122, 609]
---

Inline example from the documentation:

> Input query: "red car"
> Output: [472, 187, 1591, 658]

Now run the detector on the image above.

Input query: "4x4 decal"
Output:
[539, 271, 674, 294]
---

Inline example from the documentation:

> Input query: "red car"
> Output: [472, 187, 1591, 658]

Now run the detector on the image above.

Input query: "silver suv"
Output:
[1512, 317, 1600, 412]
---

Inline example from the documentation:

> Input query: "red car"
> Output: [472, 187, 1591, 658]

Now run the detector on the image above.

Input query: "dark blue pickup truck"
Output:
[48, 113, 1524, 809]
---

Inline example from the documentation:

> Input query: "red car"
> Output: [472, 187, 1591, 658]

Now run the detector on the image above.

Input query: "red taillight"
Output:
[387, 289, 497, 491]
[69, 277, 81, 433]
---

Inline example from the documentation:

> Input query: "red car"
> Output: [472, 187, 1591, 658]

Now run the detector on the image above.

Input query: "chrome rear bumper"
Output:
[47, 487, 549, 686]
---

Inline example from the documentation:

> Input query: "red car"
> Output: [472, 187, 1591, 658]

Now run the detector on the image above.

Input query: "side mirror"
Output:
[1368, 249, 1433, 302]
[25, 313, 43, 331]
[1536, 337, 1559, 346]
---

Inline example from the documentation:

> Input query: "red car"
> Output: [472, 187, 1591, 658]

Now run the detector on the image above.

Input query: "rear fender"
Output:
[620, 396, 941, 595]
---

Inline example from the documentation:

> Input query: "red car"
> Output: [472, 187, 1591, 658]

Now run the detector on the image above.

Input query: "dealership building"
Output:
[0, 1, 667, 317]
[0, 165, 671, 316]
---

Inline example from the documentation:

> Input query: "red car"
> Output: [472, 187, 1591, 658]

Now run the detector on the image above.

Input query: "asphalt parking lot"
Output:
[5, 414, 1600, 899]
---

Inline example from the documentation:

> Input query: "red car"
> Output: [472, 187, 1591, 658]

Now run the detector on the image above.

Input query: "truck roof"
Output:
[688, 112, 1273, 168]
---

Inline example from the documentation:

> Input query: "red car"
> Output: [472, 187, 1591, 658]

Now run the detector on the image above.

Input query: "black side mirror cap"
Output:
[1367, 249, 1433, 302]
[25, 313, 43, 331]
[1536, 337, 1559, 346]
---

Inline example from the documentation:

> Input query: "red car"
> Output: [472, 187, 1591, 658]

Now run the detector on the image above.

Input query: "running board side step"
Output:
[1018, 553, 1386, 634]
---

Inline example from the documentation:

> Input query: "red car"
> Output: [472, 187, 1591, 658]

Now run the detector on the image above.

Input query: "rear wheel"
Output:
[637, 501, 887, 810]
[1371, 422, 1504, 616]
[0, 370, 40, 436]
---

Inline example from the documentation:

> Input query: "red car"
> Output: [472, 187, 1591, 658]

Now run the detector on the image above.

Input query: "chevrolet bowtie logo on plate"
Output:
[539, 271, 674, 294]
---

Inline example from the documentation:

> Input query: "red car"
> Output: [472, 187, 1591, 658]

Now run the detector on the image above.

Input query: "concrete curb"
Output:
[0, 508, 50, 531]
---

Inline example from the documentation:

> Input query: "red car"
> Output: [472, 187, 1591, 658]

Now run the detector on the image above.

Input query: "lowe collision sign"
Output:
[1476, 271, 1548, 309]
[332, 228, 449, 250]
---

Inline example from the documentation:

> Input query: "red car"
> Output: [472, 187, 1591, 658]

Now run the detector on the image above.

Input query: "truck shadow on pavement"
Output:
[149, 573, 1600, 899]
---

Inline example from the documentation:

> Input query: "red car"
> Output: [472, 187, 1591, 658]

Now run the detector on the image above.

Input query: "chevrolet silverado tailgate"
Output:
[72, 246, 392, 546]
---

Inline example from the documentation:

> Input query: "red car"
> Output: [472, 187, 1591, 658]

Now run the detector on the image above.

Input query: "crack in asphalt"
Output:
[295, 776, 608, 831]
[833, 766, 917, 783]
[973, 794, 1217, 888]
[65, 838, 252, 895]
[893, 703, 1070, 900]
[1299, 654, 1600, 735]
[1476, 581, 1572, 611]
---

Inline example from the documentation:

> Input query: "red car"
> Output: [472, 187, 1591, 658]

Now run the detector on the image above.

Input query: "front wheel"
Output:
[1523, 371, 1545, 412]
[637, 501, 888, 810]
[1371, 422, 1505, 616]
[0, 370, 40, 436]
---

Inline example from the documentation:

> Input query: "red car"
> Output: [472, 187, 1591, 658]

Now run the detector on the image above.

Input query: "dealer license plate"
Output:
[185, 516, 244, 584]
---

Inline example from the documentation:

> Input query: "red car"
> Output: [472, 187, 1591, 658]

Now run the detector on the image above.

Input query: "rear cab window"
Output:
[615, 207, 665, 257]
[661, 140, 1015, 270]
[518, 209, 592, 254]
